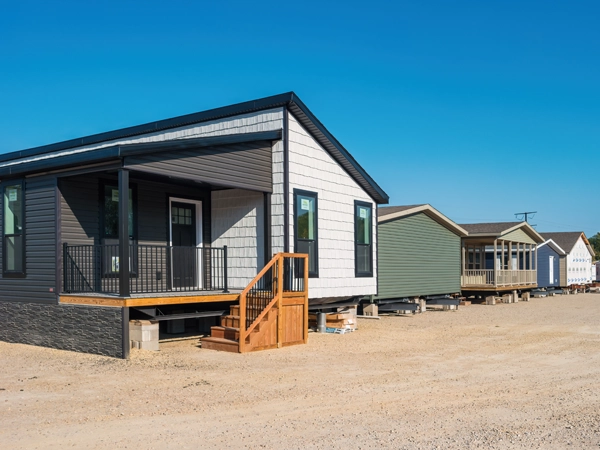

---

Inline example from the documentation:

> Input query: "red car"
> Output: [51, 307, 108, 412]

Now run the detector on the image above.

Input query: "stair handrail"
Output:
[239, 253, 283, 352]
[238, 252, 309, 353]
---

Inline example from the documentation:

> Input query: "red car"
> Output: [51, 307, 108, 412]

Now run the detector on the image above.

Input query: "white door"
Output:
[549, 256, 554, 285]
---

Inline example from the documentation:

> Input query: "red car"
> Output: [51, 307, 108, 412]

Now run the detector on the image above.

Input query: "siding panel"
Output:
[125, 141, 273, 193]
[377, 212, 461, 299]
[287, 112, 377, 299]
[211, 189, 264, 289]
[501, 228, 536, 245]
[0, 176, 57, 304]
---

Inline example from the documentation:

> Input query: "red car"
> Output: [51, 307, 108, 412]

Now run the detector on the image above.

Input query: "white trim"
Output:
[168, 197, 204, 289]
[537, 238, 566, 255]
[378, 204, 468, 237]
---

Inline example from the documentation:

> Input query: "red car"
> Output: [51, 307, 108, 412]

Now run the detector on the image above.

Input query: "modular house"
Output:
[375, 204, 467, 310]
[535, 239, 566, 288]
[540, 232, 595, 286]
[459, 221, 545, 295]
[0, 92, 388, 358]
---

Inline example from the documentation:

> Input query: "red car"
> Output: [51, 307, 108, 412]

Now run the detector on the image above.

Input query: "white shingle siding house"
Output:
[0, 92, 388, 310]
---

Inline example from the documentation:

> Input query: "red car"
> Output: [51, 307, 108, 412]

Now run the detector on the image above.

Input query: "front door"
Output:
[549, 255, 554, 285]
[171, 201, 199, 289]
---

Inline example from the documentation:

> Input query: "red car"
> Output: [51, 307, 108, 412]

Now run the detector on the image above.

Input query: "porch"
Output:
[461, 238, 538, 290]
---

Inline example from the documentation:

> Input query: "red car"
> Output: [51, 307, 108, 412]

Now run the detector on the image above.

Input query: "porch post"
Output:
[118, 169, 130, 297]
[529, 244, 533, 271]
[493, 239, 498, 287]
[461, 242, 466, 275]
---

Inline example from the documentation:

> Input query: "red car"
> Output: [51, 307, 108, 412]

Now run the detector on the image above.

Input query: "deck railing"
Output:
[63, 243, 228, 295]
[461, 269, 537, 288]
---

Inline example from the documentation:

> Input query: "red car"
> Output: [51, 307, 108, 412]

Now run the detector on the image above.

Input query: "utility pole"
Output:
[515, 211, 537, 225]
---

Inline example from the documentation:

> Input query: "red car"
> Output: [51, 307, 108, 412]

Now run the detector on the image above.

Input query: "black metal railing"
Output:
[284, 256, 306, 293]
[245, 264, 275, 330]
[63, 243, 228, 295]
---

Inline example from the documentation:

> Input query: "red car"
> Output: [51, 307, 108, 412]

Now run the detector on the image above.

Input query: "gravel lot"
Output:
[1, 293, 600, 449]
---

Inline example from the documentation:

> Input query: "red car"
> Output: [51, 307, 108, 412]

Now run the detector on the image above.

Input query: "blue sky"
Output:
[0, 0, 598, 236]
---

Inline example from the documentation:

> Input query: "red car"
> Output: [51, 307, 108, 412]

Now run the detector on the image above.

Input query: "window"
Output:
[3, 181, 25, 277]
[101, 182, 137, 276]
[355, 201, 373, 277]
[294, 189, 318, 277]
[102, 184, 136, 239]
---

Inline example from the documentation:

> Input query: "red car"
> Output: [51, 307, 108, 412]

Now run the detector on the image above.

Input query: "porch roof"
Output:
[0, 92, 389, 204]
[459, 221, 544, 244]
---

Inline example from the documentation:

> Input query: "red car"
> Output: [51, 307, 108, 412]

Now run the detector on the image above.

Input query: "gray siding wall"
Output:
[211, 189, 265, 289]
[0, 302, 125, 357]
[536, 244, 561, 287]
[377, 212, 461, 299]
[124, 141, 273, 193]
[0, 175, 57, 303]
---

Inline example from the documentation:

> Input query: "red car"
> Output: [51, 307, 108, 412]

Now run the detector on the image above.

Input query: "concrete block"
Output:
[486, 296, 496, 305]
[522, 292, 530, 302]
[363, 303, 378, 317]
[129, 320, 159, 352]
[419, 299, 427, 313]
[502, 294, 513, 304]
[512, 290, 519, 303]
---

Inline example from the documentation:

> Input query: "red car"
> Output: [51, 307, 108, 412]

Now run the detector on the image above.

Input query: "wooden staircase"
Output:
[200, 253, 309, 353]
[201, 305, 280, 353]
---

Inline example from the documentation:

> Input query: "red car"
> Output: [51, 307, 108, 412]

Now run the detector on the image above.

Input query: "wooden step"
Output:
[200, 337, 239, 353]
[221, 315, 240, 328]
[210, 326, 240, 341]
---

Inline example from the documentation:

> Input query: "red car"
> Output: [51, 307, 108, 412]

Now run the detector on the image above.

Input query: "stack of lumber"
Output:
[309, 307, 357, 332]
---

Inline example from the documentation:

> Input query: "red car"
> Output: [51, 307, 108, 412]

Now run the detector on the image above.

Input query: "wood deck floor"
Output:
[60, 290, 242, 307]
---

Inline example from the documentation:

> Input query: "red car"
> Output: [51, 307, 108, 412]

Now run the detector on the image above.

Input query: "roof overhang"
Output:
[0, 130, 282, 178]
[378, 204, 468, 237]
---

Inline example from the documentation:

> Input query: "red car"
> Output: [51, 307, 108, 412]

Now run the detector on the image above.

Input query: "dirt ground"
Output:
[1, 294, 600, 449]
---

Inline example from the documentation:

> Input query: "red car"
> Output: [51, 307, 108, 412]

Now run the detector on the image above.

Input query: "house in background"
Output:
[375, 204, 467, 312]
[540, 232, 595, 286]
[0, 92, 388, 358]
[535, 239, 566, 288]
[459, 221, 545, 296]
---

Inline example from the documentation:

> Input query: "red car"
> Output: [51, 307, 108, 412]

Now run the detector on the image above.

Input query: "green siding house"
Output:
[377, 205, 467, 300]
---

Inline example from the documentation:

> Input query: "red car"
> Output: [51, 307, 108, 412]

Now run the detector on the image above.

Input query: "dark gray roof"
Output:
[540, 232, 584, 253]
[378, 204, 425, 217]
[458, 222, 523, 234]
[0, 92, 389, 204]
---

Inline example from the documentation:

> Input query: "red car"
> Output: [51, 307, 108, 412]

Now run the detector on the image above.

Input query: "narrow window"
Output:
[101, 182, 137, 276]
[3, 181, 25, 277]
[355, 201, 373, 277]
[102, 184, 135, 239]
[294, 189, 318, 277]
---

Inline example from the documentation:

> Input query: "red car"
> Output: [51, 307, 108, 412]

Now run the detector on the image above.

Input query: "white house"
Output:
[540, 232, 596, 286]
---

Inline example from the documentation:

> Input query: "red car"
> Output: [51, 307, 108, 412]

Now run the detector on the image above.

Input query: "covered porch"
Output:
[461, 239, 537, 289]
[460, 222, 545, 291]
[56, 132, 278, 306]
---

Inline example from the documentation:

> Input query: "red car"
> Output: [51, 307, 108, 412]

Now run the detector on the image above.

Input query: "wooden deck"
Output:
[60, 290, 242, 307]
